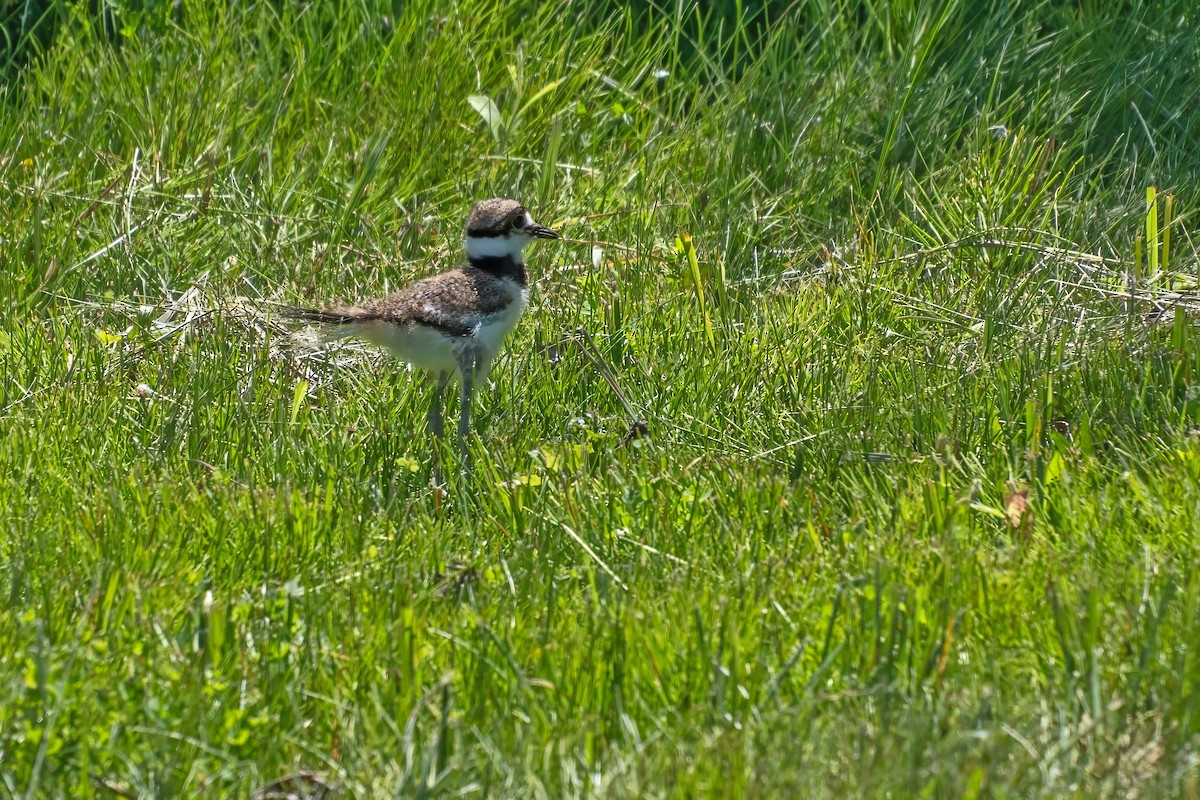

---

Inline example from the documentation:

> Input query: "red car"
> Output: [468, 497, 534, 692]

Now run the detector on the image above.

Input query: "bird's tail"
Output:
[272, 303, 378, 326]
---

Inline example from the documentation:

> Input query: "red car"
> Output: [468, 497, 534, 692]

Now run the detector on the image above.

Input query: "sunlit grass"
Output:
[3, 0, 1200, 796]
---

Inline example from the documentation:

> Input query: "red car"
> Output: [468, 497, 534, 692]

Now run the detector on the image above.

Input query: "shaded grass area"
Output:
[3, 0, 1200, 796]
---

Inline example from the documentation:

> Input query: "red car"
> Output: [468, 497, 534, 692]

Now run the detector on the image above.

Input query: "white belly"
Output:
[473, 283, 528, 365]
[358, 322, 462, 374]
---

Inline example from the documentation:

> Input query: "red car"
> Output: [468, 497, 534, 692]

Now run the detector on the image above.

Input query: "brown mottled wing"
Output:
[359, 268, 511, 337]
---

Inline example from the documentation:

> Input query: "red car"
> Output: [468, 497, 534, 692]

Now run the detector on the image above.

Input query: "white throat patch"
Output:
[465, 233, 531, 262]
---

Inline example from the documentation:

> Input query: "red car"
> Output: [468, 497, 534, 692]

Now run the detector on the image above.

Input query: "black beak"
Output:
[526, 223, 560, 240]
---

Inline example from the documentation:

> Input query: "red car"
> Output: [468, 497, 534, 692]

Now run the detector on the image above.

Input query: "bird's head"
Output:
[464, 198, 559, 265]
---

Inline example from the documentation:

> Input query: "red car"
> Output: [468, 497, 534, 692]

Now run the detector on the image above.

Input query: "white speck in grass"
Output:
[133, 383, 156, 398]
[988, 124, 1009, 138]
[653, 69, 670, 80]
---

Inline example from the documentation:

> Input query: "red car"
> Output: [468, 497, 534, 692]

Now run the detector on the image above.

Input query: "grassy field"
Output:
[3, 0, 1200, 796]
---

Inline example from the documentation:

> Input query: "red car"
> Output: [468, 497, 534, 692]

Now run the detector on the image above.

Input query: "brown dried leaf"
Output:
[1004, 484, 1033, 539]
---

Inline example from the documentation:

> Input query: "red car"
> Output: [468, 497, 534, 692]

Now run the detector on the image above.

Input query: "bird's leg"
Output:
[428, 371, 449, 439]
[456, 350, 477, 466]
[429, 371, 450, 486]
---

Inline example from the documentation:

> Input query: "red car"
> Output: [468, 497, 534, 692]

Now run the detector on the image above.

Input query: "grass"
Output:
[3, 0, 1200, 796]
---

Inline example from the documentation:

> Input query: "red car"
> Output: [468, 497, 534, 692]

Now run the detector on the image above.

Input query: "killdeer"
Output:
[287, 198, 559, 463]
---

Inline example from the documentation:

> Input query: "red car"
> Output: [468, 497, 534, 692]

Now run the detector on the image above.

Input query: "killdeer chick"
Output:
[288, 198, 559, 464]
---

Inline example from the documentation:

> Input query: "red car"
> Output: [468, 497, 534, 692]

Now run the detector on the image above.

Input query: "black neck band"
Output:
[468, 254, 527, 286]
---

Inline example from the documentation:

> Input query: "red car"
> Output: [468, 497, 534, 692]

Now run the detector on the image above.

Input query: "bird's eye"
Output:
[511, 214, 525, 229]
